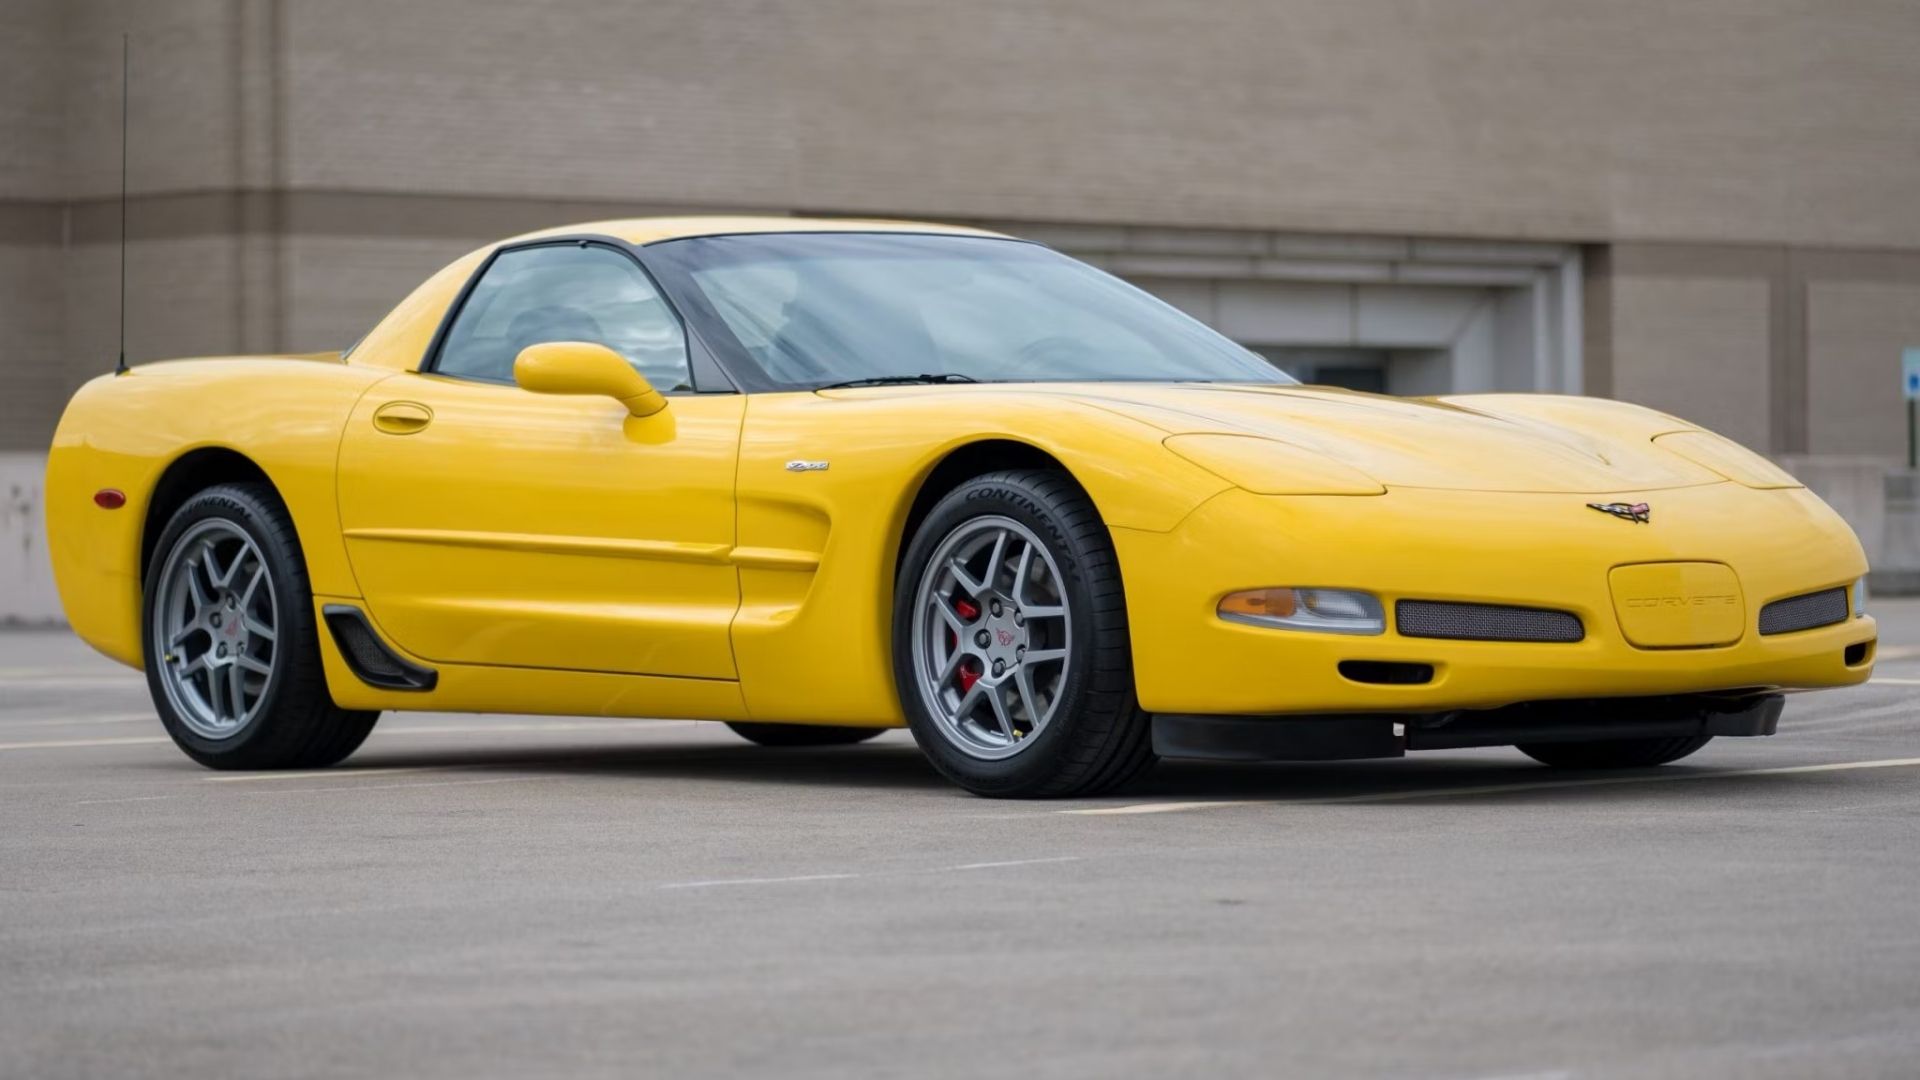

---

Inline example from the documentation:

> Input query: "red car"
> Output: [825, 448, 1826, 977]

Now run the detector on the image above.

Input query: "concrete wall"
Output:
[0, 454, 59, 625]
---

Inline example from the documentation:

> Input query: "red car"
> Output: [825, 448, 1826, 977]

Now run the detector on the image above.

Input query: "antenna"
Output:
[115, 32, 128, 374]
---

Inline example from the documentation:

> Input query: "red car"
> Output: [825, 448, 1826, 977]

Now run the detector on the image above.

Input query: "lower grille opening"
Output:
[1339, 660, 1435, 686]
[1845, 641, 1873, 667]
[1396, 600, 1584, 643]
[1758, 587, 1849, 636]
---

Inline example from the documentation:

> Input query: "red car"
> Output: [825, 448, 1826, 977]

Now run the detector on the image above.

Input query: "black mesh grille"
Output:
[1757, 588, 1849, 636]
[1397, 600, 1584, 643]
[335, 618, 405, 678]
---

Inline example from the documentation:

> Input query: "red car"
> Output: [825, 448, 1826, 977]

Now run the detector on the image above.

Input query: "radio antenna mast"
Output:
[115, 32, 128, 375]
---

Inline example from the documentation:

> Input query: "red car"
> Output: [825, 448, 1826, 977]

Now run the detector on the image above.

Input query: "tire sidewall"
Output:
[141, 485, 310, 766]
[893, 474, 1113, 794]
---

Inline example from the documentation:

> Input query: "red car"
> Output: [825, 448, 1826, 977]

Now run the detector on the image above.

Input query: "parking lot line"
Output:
[1064, 756, 1920, 816]
[659, 873, 861, 890]
[204, 765, 475, 783]
[0, 735, 169, 751]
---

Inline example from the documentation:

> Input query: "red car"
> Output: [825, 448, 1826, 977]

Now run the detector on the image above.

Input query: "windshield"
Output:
[642, 233, 1295, 389]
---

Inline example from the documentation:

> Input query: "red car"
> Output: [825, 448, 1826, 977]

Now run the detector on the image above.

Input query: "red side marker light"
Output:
[93, 489, 126, 510]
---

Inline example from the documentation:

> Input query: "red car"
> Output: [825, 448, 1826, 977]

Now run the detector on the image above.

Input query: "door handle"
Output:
[372, 401, 433, 435]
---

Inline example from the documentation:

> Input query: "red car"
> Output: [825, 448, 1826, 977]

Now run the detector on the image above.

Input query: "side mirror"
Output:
[513, 341, 666, 417]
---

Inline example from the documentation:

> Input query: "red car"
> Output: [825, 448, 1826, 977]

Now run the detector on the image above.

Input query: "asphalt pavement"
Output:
[3, 606, 1917, 1079]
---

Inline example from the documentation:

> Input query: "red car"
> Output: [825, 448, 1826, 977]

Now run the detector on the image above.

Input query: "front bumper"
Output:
[1115, 484, 1876, 716]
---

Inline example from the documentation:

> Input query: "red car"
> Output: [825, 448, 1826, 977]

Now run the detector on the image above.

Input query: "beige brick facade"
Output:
[6, 0, 1920, 458]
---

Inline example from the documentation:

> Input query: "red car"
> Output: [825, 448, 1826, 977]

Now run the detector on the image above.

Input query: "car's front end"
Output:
[1102, 393, 1873, 760]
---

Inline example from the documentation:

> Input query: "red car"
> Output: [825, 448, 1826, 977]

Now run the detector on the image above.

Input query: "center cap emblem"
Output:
[995, 629, 1016, 646]
[1587, 501, 1651, 524]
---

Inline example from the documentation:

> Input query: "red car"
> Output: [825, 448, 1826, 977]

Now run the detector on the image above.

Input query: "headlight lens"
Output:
[1165, 434, 1384, 496]
[1854, 578, 1868, 618]
[1653, 431, 1802, 489]
[1219, 588, 1385, 635]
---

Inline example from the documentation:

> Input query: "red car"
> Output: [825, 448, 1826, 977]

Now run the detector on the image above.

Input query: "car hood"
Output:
[1049, 383, 1724, 494]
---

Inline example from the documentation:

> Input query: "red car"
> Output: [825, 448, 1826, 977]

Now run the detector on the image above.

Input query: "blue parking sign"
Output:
[1906, 348, 1920, 400]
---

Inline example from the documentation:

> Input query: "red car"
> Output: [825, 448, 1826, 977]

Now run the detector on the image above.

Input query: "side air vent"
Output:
[1396, 600, 1584, 643]
[1757, 587, 1849, 636]
[322, 605, 437, 690]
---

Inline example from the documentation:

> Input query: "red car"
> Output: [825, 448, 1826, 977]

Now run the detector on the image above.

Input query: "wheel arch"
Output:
[892, 439, 1092, 579]
[140, 447, 279, 584]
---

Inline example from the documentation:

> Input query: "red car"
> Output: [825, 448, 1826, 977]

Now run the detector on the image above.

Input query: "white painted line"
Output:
[944, 856, 1083, 871]
[0, 678, 147, 691]
[0, 735, 168, 751]
[74, 794, 179, 805]
[0, 668, 141, 681]
[0, 713, 153, 729]
[231, 775, 560, 797]
[1872, 645, 1920, 661]
[659, 873, 860, 890]
[1063, 757, 1920, 816]
[1868, 677, 1920, 686]
[204, 765, 473, 783]
[0, 719, 663, 753]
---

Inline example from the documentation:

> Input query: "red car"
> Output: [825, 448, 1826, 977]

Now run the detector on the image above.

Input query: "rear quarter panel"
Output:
[47, 360, 395, 666]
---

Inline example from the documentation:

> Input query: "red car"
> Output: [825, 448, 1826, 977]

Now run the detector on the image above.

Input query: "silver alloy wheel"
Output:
[151, 519, 280, 740]
[910, 515, 1072, 760]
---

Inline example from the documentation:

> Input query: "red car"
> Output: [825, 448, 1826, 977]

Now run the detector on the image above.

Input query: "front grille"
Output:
[1758, 587, 1849, 636]
[1396, 600, 1584, 643]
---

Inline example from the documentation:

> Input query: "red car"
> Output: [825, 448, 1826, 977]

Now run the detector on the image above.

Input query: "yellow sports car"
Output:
[47, 217, 1876, 797]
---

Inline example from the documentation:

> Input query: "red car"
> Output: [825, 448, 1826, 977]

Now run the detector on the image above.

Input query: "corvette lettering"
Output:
[1623, 594, 1737, 608]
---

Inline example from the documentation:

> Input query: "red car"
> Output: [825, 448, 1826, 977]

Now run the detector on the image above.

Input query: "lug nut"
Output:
[1016, 645, 1026, 659]
[216, 644, 227, 658]
[992, 659, 1006, 676]
[975, 630, 991, 648]
[989, 599, 1003, 617]
[210, 614, 221, 628]
[1013, 612, 1024, 627]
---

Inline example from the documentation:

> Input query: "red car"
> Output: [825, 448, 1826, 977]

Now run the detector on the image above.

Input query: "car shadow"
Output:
[229, 726, 1835, 807]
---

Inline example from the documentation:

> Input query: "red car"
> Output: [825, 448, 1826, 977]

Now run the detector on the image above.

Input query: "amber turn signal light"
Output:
[1218, 587, 1385, 636]
[1219, 588, 1299, 619]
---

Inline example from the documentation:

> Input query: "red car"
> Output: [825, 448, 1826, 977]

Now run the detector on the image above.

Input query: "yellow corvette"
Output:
[47, 217, 1875, 796]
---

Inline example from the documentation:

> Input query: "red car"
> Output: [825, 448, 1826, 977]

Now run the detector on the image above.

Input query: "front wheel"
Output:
[893, 470, 1155, 798]
[143, 482, 379, 769]
[1516, 735, 1712, 769]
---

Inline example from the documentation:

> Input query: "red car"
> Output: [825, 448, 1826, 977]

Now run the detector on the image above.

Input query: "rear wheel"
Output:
[143, 482, 379, 769]
[725, 722, 887, 747]
[1516, 735, 1712, 769]
[893, 469, 1154, 798]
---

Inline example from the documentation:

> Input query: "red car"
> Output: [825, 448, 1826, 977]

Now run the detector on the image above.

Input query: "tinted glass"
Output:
[643, 233, 1292, 389]
[436, 244, 690, 390]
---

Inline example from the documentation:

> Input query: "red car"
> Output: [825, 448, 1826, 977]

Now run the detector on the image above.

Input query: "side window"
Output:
[435, 244, 691, 390]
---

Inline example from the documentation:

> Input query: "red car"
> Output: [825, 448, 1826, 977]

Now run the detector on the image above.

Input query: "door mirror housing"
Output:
[513, 341, 666, 417]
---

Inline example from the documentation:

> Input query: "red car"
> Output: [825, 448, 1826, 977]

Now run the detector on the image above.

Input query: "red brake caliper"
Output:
[952, 598, 982, 692]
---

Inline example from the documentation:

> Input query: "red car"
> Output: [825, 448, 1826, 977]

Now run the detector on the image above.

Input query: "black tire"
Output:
[892, 469, 1155, 798]
[141, 482, 379, 769]
[725, 722, 888, 747]
[1515, 735, 1712, 769]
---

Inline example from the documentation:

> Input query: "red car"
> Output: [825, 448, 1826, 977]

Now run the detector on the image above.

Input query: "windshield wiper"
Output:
[817, 373, 980, 390]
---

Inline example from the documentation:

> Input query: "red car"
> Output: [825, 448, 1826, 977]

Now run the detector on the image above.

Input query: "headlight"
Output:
[1165, 434, 1384, 496]
[1854, 578, 1868, 618]
[1219, 588, 1385, 635]
[1653, 431, 1802, 489]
